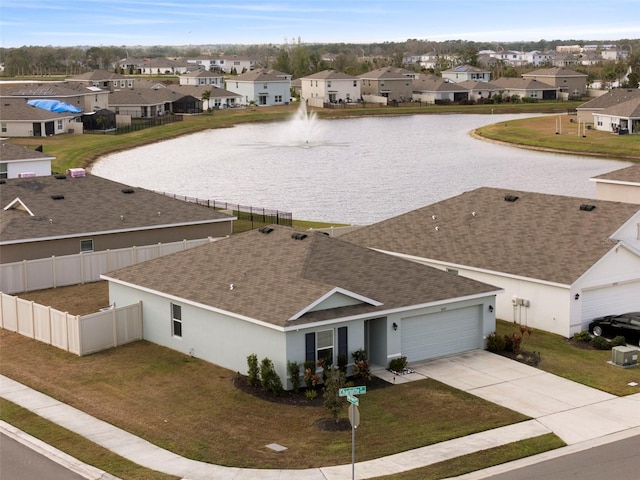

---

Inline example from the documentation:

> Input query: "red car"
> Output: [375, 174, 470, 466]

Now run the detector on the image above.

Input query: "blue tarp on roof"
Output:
[27, 99, 83, 114]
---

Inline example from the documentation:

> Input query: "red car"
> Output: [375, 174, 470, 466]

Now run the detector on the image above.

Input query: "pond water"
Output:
[92, 113, 631, 225]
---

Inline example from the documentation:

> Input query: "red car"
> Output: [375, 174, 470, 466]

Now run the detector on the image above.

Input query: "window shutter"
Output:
[338, 326, 348, 357]
[305, 333, 315, 362]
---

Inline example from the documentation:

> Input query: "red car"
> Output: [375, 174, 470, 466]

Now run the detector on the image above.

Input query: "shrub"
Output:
[504, 332, 522, 353]
[304, 367, 320, 389]
[573, 330, 592, 343]
[246, 353, 260, 386]
[305, 389, 318, 400]
[353, 359, 371, 381]
[389, 356, 408, 372]
[351, 348, 367, 363]
[323, 366, 347, 423]
[287, 361, 301, 393]
[611, 336, 627, 347]
[590, 335, 612, 350]
[260, 357, 283, 395]
[486, 332, 505, 352]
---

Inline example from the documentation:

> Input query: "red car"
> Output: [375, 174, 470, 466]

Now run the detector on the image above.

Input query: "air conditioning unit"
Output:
[611, 346, 638, 367]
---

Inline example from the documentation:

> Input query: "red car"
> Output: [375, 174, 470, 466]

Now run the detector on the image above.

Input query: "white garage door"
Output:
[401, 306, 482, 362]
[582, 281, 640, 323]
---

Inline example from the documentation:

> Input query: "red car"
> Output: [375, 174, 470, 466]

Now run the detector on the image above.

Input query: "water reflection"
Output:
[92, 114, 631, 224]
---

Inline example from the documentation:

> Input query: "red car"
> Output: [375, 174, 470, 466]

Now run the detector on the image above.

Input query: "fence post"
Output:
[52, 255, 56, 288]
[112, 306, 118, 348]
[22, 260, 28, 293]
[80, 251, 85, 285]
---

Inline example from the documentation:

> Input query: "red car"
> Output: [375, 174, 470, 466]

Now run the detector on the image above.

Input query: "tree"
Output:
[323, 366, 347, 423]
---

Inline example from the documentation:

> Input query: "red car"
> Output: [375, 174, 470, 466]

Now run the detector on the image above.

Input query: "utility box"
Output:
[611, 346, 638, 367]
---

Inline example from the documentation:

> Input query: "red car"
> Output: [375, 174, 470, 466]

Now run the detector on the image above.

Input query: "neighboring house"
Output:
[67, 70, 134, 91]
[167, 85, 241, 110]
[179, 70, 224, 88]
[0, 142, 53, 178]
[139, 57, 191, 75]
[412, 74, 469, 103]
[593, 96, 640, 134]
[225, 56, 258, 75]
[108, 88, 201, 117]
[102, 226, 500, 389]
[300, 70, 360, 107]
[342, 187, 640, 338]
[489, 78, 558, 101]
[591, 165, 640, 204]
[456, 80, 498, 102]
[0, 81, 109, 116]
[0, 172, 234, 263]
[550, 53, 581, 68]
[358, 67, 418, 102]
[575, 88, 640, 125]
[441, 65, 491, 83]
[0, 98, 83, 136]
[522, 67, 587, 98]
[225, 68, 291, 106]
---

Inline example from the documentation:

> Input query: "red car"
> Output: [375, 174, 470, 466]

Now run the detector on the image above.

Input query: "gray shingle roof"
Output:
[358, 67, 416, 80]
[577, 88, 640, 110]
[0, 142, 54, 162]
[303, 70, 358, 81]
[0, 174, 232, 244]
[104, 226, 499, 327]
[0, 99, 78, 121]
[413, 75, 468, 92]
[342, 187, 639, 285]
[592, 165, 640, 184]
[489, 78, 558, 90]
[234, 68, 290, 82]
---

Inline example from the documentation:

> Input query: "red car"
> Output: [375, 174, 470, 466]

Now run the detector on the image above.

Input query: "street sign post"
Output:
[339, 386, 367, 396]
[348, 403, 360, 480]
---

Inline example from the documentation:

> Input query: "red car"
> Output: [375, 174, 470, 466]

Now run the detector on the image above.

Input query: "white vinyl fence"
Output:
[0, 293, 142, 356]
[0, 237, 216, 295]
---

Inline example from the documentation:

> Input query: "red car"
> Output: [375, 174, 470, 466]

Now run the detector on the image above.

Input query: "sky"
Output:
[1, 0, 639, 48]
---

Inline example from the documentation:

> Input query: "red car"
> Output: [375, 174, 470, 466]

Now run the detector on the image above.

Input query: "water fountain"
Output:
[280, 101, 325, 147]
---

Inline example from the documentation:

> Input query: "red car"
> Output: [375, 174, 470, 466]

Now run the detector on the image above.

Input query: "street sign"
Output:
[348, 403, 360, 428]
[346, 394, 359, 406]
[339, 386, 367, 397]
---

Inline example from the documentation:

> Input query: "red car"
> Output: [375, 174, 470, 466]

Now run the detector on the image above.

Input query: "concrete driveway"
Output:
[379, 350, 640, 445]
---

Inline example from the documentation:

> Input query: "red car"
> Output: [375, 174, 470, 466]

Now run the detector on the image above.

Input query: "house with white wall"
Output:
[225, 68, 291, 106]
[343, 187, 640, 339]
[179, 70, 224, 88]
[0, 142, 53, 178]
[412, 74, 469, 103]
[441, 65, 491, 83]
[102, 226, 500, 389]
[591, 165, 640, 204]
[300, 70, 361, 107]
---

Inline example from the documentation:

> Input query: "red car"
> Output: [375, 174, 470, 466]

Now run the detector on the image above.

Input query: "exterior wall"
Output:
[360, 79, 413, 101]
[408, 258, 572, 337]
[442, 72, 490, 83]
[302, 79, 360, 104]
[1, 120, 74, 137]
[594, 182, 640, 204]
[412, 92, 436, 103]
[3, 159, 51, 178]
[1, 221, 233, 263]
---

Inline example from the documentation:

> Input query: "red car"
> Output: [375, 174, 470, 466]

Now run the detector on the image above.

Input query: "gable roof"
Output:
[103, 226, 499, 328]
[0, 174, 232, 245]
[358, 67, 417, 80]
[341, 187, 640, 285]
[302, 70, 358, 81]
[0, 142, 55, 163]
[67, 70, 129, 82]
[413, 75, 468, 92]
[489, 78, 558, 91]
[600, 96, 640, 118]
[0, 98, 79, 122]
[577, 88, 640, 110]
[592, 165, 640, 185]
[442, 65, 490, 74]
[234, 68, 290, 82]
[522, 67, 587, 78]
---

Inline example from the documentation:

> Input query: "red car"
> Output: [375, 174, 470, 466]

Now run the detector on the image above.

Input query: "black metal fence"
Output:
[86, 114, 184, 135]
[157, 192, 293, 228]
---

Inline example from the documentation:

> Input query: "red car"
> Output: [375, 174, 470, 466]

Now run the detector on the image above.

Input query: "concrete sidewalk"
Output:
[2, 349, 640, 479]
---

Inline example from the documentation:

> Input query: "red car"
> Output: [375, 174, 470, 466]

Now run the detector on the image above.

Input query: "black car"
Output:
[589, 312, 640, 345]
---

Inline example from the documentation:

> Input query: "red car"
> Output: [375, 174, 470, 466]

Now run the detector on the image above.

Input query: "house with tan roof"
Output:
[489, 77, 558, 101]
[300, 70, 361, 107]
[0, 142, 54, 178]
[591, 165, 640, 204]
[225, 68, 291, 106]
[358, 67, 418, 103]
[0, 98, 84, 136]
[0, 173, 234, 264]
[412, 74, 469, 103]
[441, 65, 491, 84]
[101, 225, 500, 389]
[521, 67, 587, 98]
[179, 70, 224, 88]
[342, 187, 640, 338]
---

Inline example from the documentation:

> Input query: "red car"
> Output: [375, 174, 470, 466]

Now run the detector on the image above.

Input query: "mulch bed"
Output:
[495, 349, 542, 366]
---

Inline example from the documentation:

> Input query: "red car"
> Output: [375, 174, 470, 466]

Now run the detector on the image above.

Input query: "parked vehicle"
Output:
[589, 312, 640, 345]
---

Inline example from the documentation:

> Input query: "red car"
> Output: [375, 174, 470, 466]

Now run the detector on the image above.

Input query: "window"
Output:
[1, 122, 6, 133]
[274, 95, 282, 102]
[57, 120, 63, 130]
[353, 80, 357, 87]
[80, 239, 93, 252]
[171, 303, 182, 337]
[305, 327, 348, 365]
[327, 81, 331, 88]
[0, 162, 7, 179]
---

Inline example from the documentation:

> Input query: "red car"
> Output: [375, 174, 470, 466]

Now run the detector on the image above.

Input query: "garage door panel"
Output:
[401, 306, 481, 362]
[582, 282, 640, 323]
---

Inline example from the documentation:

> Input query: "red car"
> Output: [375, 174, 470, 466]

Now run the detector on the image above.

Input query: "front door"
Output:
[32, 122, 42, 136]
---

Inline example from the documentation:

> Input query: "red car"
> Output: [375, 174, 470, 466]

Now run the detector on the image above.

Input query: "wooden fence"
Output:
[0, 293, 142, 356]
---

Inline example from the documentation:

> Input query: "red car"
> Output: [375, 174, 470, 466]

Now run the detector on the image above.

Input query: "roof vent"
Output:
[259, 226, 274, 234]
[291, 233, 308, 240]
[54, 174, 67, 180]
[51, 194, 64, 200]
[504, 195, 519, 202]
[121, 188, 135, 194]
[579, 204, 596, 211]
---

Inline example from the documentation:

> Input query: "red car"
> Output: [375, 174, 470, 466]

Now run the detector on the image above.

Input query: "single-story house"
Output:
[489, 78, 559, 101]
[342, 187, 640, 338]
[521, 67, 587, 98]
[0, 172, 234, 263]
[67, 70, 134, 91]
[593, 96, 640, 134]
[591, 165, 640, 204]
[102, 226, 501, 389]
[412, 74, 469, 103]
[0, 98, 84, 137]
[575, 88, 640, 125]
[108, 87, 201, 117]
[0, 80, 110, 114]
[225, 68, 291, 106]
[166, 85, 242, 110]
[300, 70, 361, 107]
[456, 80, 498, 102]
[0, 142, 53, 179]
